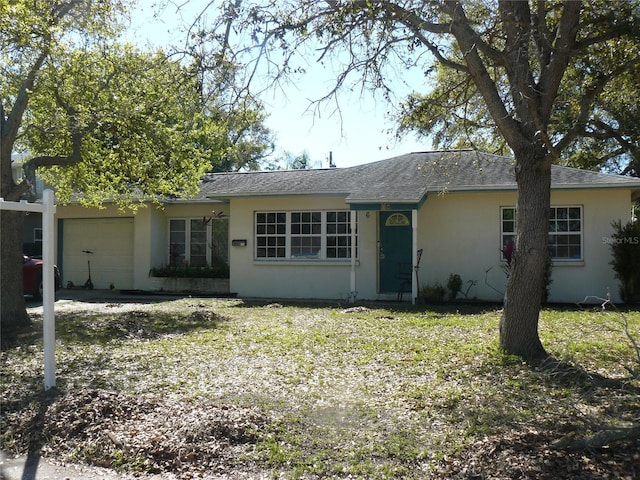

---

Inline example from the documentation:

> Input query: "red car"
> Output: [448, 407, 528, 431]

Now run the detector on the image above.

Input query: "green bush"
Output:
[609, 220, 640, 303]
[447, 274, 462, 301]
[421, 282, 446, 302]
[149, 260, 229, 279]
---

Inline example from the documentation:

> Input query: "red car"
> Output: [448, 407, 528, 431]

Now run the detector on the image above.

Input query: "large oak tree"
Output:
[194, 0, 640, 359]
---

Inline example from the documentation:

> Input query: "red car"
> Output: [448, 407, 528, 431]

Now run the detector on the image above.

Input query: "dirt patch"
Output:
[1, 388, 273, 478]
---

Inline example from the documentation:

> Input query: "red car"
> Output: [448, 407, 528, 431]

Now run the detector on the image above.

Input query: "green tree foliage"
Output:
[562, 62, 640, 176]
[609, 220, 640, 303]
[24, 45, 220, 206]
[0, 0, 271, 331]
[192, 0, 640, 359]
[209, 106, 274, 172]
[1, 0, 128, 330]
[398, 65, 510, 156]
[399, 11, 640, 177]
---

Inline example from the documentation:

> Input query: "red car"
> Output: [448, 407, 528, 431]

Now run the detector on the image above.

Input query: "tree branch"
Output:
[537, 0, 582, 123]
[3, 52, 49, 149]
[555, 56, 640, 153]
[444, 1, 525, 150]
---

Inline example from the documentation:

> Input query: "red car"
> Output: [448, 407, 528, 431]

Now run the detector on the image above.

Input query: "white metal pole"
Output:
[42, 189, 56, 389]
[350, 211, 357, 303]
[412, 209, 418, 305]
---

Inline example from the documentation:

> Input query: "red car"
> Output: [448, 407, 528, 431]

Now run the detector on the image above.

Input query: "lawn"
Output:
[1, 299, 639, 479]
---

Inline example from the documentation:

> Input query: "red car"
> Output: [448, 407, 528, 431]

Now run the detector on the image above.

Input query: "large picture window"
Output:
[501, 206, 583, 261]
[169, 218, 229, 267]
[255, 210, 357, 260]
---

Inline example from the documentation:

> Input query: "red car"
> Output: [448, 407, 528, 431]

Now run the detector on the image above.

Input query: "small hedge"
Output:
[150, 261, 229, 279]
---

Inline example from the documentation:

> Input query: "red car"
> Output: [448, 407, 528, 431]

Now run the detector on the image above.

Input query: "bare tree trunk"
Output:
[1, 210, 30, 334]
[500, 148, 550, 360]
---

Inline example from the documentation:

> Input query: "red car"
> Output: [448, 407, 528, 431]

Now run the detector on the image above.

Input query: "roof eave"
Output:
[431, 182, 640, 193]
[205, 191, 351, 200]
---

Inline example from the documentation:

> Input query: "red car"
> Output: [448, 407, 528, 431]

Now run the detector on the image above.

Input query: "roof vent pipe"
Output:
[329, 151, 336, 168]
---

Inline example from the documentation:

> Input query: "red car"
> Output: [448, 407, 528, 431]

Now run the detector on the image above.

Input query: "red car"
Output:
[23, 255, 60, 300]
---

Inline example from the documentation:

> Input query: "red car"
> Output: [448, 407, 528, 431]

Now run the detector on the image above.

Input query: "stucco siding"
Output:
[137, 203, 230, 290]
[414, 189, 633, 303]
[416, 191, 513, 302]
[549, 189, 631, 303]
[53, 181, 636, 304]
[229, 196, 369, 300]
[56, 202, 231, 291]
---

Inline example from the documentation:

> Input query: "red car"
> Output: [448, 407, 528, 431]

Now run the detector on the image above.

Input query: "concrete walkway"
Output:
[0, 451, 134, 480]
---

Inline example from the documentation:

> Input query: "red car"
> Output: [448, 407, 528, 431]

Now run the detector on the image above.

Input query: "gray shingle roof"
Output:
[198, 150, 640, 204]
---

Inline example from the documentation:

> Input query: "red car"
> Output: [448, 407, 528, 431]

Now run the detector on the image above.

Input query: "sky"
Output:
[126, 1, 431, 168]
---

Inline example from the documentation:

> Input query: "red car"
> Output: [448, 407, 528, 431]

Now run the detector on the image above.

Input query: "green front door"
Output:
[379, 211, 412, 293]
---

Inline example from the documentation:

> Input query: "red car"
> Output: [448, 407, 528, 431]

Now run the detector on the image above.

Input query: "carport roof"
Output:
[197, 150, 640, 208]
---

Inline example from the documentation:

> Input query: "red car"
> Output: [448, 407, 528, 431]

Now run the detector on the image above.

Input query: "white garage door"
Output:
[62, 218, 134, 290]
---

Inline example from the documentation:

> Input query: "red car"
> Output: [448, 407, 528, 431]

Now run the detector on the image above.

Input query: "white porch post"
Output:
[412, 209, 418, 305]
[42, 190, 57, 389]
[0, 189, 57, 389]
[350, 210, 357, 303]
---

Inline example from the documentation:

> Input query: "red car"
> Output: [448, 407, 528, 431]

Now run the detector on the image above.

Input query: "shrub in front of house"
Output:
[447, 274, 462, 301]
[149, 260, 229, 279]
[609, 219, 640, 303]
[421, 282, 446, 302]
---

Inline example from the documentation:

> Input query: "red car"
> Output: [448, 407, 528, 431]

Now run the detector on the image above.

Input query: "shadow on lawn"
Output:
[2, 309, 227, 349]
[534, 355, 640, 392]
[230, 297, 505, 315]
[0, 388, 62, 480]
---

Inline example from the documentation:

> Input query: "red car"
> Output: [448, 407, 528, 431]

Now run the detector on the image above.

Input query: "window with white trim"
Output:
[169, 218, 229, 267]
[255, 210, 357, 260]
[548, 206, 583, 260]
[256, 212, 286, 258]
[291, 211, 322, 257]
[501, 206, 583, 261]
[326, 211, 353, 258]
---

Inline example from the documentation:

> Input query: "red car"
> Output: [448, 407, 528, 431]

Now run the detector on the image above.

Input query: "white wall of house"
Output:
[549, 188, 632, 303]
[228, 195, 374, 300]
[415, 188, 634, 303]
[416, 190, 513, 302]
[148, 206, 167, 273]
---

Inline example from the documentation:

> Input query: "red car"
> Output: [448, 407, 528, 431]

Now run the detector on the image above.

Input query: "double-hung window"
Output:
[501, 206, 583, 261]
[291, 212, 322, 257]
[255, 212, 286, 258]
[548, 207, 583, 260]
[326, 211, 353, 258]
[255, 210, 357, 260]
